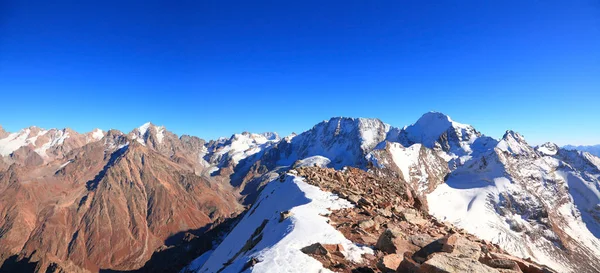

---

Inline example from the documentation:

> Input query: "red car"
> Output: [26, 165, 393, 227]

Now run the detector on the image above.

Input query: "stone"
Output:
[453, 237, 482, 260]
[402, 209, 428, 226]
[489, 252, 551, 273]
[361, 235, 378, 245]
[377, 208, 393, 218]
[301, 243, 328, 256]
[479, 258, 522, 271]
[375, 229, 418, 254]
[279, 210, 292, 222]
[348, 194, 361, 204]
[323, 244, 345, 257]
[440, 233, 460, 253]
[409, 233, 435, 248]
[376, 253, 403, 273]
[397, 252, 420, 273]
[334, 171, 345, 182]
[358, 197, 373, 207]
[359, 219, 375, 229]
[420, 252, 500, 273]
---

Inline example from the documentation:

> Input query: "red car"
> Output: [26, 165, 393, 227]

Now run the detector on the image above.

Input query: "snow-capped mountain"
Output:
[260, 117, 391, 170]
[1, 113, 599, 273]
[0, 126, 104, 167]
[367, 113, 600, 272]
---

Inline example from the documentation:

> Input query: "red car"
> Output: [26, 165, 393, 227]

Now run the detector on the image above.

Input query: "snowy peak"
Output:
[536, 142, 559, 156]
[88, 128, 105, 141]
[402, 112, 473, 148]
[272, 117, 390, 169]
[205, 131, 281, 167]
[0, 126, 109, 163]
[138, 122, 153, 135]
[130, 122, 167, 145]
[497, 130, 535, 156]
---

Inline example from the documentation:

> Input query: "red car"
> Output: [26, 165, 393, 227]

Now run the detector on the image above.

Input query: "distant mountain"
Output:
[1, 113, 599, 273]
[564, 144, 600, 157]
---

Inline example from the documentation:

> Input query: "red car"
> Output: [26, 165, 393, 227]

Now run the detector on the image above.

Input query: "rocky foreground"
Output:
[295, 166, 555, 273]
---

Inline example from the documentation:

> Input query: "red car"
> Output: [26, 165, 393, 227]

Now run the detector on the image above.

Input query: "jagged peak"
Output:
[536, 142, 559, 156]
[136, 122, 154, 135]
[309, 116, 387, 132]
[502, 130, 526, 141]
[401, 112, 474, 148]
[496, 130, 535, 156]
[412, 111, 470, 129]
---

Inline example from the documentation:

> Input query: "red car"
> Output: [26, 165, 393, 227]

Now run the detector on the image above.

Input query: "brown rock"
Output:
[375, 229, 419, 254]
[402, 209, 427, 226]
[279, 210, 292, 222]
[301, 243, 329, 256]
[376, 253, 403, 273]
[440, 233, 459, 253]
[409, 233, 435, 248]
[397, 252, 420, 273]
[480, 258, 522, 272]
[323, 244, 345, 258]
[489, 252, 553, 273]
[359, 219, 376, 229]
[420, 252, 500, 273]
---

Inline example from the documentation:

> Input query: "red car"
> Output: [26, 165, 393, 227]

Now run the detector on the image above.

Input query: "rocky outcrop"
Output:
[295, 166, 555, 273]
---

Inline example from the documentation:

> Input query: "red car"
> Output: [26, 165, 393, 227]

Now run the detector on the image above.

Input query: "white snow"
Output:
[156, 126, 165, 143]
[403, 112, 471, 148]
[0, 128, 68, 157]
[138, 122, 152, 136]
[388, 143, 421, 183]
[496, 131, 534, 156]
[428, 172, 570, 272]
[196, 174, 372, 273]
[34, 130, 69, 158]
[210, 132, 280, 166]
[293, 156, 331, 168]
[91, 129, 104, 141]
[183, 250, 214, 272]
[0, 130, 31, 156]
[276, 117, 388, 169]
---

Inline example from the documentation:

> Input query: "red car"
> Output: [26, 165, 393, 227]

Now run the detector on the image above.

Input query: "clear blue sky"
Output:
[1, 1, 598, 145]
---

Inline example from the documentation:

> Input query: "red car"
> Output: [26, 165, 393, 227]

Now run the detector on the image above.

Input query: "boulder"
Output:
[409, 233, 435, 248]
[438, 234, 481, 260]
[420, 253, 500, 273]
[376, 253, 403, 272]
[402, 209, 428, 226]
[301, 243, 328, 256]
[375, 229, 419, 254]
[397, 252, 420, 273]
[479, 258, 522, 272]
[489, 252, 554, 273]
[359, 219, 375, 229]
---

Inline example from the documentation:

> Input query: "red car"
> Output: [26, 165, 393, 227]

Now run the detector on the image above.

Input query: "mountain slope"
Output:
[0, 125, 242, 273]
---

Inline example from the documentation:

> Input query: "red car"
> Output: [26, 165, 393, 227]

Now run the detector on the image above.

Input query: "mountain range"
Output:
[563, 144, 600, 158]
[0, 112, 599, 273]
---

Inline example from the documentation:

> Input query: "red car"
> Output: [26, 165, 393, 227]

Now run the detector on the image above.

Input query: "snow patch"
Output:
[196, 174, 372, 273]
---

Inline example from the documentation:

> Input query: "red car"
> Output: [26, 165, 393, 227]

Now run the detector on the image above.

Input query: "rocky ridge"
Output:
[295, 166, 555, 273]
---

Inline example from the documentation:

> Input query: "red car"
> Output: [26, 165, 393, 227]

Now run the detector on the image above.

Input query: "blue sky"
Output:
[0, 1, 598, 145]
